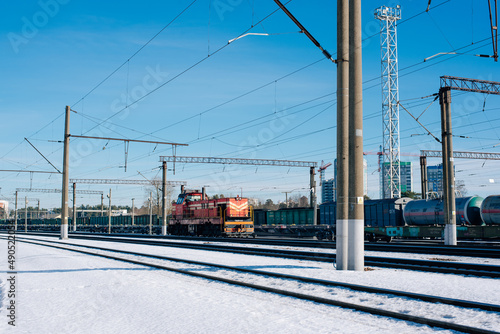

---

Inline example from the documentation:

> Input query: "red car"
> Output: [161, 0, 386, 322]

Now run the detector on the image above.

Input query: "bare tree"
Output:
[455, 180, 468, 197]
[144, 178, 174, 216]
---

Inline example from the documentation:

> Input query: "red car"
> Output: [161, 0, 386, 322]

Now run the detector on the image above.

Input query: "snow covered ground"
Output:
[0, 234, 499, 334]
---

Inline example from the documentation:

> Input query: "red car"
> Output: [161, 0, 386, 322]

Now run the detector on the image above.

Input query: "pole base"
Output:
[444, 224, 457, 245]
[348, 219, 364, 271]
[336, 219, 348, 270]
[60, 224, 69, 239]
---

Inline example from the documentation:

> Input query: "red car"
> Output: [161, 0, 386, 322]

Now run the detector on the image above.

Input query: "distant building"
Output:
[399, 161, 413, 193]
[427, 163, 455, 197]
[381, 161, 413, 198]
[322, 178, 335, 203]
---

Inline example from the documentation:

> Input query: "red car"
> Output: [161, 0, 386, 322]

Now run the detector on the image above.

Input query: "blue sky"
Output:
[0, 0, 499, 209]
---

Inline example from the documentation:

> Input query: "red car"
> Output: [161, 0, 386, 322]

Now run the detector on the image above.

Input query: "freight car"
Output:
[168, 189, 254, 237]
[256, 196, 500, 240]
[403, 196, 484, 225]
[319, 198, 411, 227]
[253, 207, 322, 237]
[481, 195, 500, 225]
[0, 215, 161, 234]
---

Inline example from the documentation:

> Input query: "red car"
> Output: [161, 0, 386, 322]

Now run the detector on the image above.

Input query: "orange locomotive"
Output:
[169, 188, 254, 237]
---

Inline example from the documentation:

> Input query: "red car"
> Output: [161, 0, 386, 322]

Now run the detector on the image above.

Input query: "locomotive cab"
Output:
[170, 190, 254, 237]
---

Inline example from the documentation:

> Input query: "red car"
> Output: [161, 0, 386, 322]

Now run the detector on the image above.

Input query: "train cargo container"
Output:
[253, 209, 268, 225]
[266, 207, 315, 225]
[364, 198, 411, 227]
[319, 202, 336, 226]
[481, 195, 500, 225]
[319, 198, 410, 227]
[403, 196, 483, 226]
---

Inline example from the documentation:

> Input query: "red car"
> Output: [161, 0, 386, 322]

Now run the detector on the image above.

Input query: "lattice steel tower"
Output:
[375, 6, 402, 199]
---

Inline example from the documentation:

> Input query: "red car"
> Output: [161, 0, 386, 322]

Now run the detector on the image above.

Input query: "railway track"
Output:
[16, 232, 500, 278]
[12, 230, 500, 258]
[6, 235, 500, 334]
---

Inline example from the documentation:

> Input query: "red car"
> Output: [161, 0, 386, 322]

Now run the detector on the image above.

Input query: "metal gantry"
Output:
[438, 76, 500, 245]
[421, 150, 500, 160]
[160, 156, 317, 168]
[160, 155, 318, 225]
[440, 76, 500, 94]
[16, 188, 103, 195]
[69, 178, 186, 186]
[420, 150, 500, 201]
[69, 177, 185, 236]
[375, 6, 402, 199]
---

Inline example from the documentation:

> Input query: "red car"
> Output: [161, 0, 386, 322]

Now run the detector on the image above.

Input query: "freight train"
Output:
[169, 189, 254, 237]
[2, 194, 499, 240]
[0, 189, 255, 237]
[0, 215, 162, 234]
[254, 195, 500, 240]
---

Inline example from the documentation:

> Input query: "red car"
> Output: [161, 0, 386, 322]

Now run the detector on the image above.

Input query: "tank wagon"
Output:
[481, 195, 500, 225]
[403, 196, 484, 226]
[169, 189, 254, 237]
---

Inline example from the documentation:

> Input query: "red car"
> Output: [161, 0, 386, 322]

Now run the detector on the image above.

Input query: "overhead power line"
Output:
[81, 2, 292, 135]
[24, 138, 61, 173]
[0, 170, 60, 174]
[71, 0, 200, 108]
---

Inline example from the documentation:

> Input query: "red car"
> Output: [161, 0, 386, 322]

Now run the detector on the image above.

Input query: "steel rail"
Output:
[10, 235, 500, 313]
[7, 236, 500, 334]
[12, 232, 500, 278]
[11, 231, 500, 258]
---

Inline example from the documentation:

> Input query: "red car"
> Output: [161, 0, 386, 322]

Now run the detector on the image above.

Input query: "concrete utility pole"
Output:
[107, 189, 112, 234]
[420, 156, 428, 199]
[439, 87, 456, 245]
[336, 0, 349, 270]
[149, 192, 153, 235]
[60, 105, 71, 239]
[162, 161, 168, 235]
[37, 200, 40, 219]
[282, 191, 291, 208]
[437, 75, 500, 245]
[309, 167, 318, 225]
[131, 198, 135, 226]
[14, 191, 18, 231]
[72, 182, 77, 232]
[24, 197, 28, 233]
[101, 194, 104, 217]
[348, 0, 364, 270]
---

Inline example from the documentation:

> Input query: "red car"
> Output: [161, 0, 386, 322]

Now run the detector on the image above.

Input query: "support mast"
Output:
[375, 6, 402, 199]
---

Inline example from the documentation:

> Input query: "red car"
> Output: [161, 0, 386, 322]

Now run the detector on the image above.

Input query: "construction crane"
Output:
[318, 161, 332, 186]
